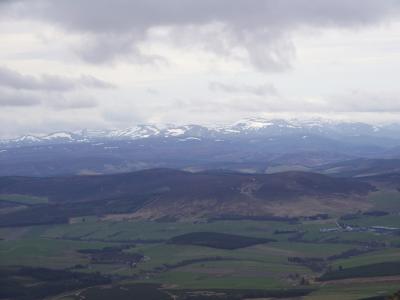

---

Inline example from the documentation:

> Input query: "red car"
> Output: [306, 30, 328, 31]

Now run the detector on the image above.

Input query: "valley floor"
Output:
[1, 207, 400, 300]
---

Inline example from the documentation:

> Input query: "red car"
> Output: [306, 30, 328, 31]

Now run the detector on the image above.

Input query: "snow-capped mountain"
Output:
[5, 132, 79, 145]
[1, 118, 400, 146]
[42, 132, 75, 141]
[15, 135, 42, 143]
[1, 117, 400, 177]
[107, 125, 161, 139]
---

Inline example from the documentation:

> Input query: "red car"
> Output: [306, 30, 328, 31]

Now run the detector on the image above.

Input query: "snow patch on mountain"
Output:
[108, 125, 161, 139]
[15, 135, 42, 143]
[179, 137, 201, 141]
[165, 128, 186, 137]
[2, 117, 400, 146]
[42, 132, 74, 140]
[232, 118, 274, 130]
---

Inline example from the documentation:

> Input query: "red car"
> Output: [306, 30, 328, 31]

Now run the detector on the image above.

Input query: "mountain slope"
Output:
[1, 118, 400, 177]
[315, 158, 400, 177]
[0, 169, 375, 225]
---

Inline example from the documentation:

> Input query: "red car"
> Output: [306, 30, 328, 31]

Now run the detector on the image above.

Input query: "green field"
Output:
[1, 211, 400, 300]
[305, 282, 400, 300]
[368, 190, 400, 213]
[0, 194, 48, 205]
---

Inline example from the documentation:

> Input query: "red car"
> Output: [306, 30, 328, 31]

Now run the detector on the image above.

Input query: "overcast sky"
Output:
[1, 0, 400, 138]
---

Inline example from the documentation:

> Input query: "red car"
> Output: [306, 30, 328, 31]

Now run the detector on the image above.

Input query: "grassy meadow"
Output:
[1, 206, 400, 299]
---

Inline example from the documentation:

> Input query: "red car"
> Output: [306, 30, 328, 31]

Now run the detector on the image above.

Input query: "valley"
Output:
[1, 118, 400, 299]
[2, 1, 400, 298]
[0, 167, 399, 300]
[1, 210, 400, 299]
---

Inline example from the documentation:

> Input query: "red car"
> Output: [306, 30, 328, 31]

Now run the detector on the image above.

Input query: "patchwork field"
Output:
[1, 209, 400, 300]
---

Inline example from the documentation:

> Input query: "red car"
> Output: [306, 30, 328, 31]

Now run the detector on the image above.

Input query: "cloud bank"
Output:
[4, 0, 400, 70]
[0, 0, 400, 137]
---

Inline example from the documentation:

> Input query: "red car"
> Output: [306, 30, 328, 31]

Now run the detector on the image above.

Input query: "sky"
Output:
[0, 0, 400, 138]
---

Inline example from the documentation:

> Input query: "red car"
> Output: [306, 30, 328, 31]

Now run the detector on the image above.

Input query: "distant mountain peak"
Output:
[15, 135, 42, 143]
[42, 132, 74, 140]
[108, 124, 161, 139]
[1, 118, 400, 146]
[232, 118, 276, 130]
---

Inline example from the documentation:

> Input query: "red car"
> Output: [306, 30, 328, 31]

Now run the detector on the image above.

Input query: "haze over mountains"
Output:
[3, 117, 400, 145]
[1, 116, 398, 223]
[1, 118, 400, 177]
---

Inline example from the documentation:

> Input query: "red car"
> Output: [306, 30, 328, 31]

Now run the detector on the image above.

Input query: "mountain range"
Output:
[1, 118, 400, 177]
[3, 118, 400, 146]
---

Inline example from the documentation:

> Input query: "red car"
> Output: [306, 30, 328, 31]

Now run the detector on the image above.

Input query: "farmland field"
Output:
[0, 194, 48, 205]
[1, 210, 400, 300]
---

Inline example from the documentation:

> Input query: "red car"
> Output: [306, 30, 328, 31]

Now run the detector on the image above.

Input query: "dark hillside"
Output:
[0, 169, 375, 225]
[315, 158, 400, 178]
[0, 169, 373, 203]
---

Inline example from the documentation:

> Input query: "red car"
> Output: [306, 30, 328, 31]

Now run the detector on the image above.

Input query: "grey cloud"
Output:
[0, 87, 99, 110]
[0, 66, 115, 91]
[78, 75, 115, 89]
[49, 96, 98, 110]
[4, 0, 400, 70]
[102, 106, 145, 125]
[327, 91, 400, 113]
[209, 81, 278, 97]
[78, 33, 140, 64]
[0, 67, 105, 111]
[167, 90, 400, 115]
[146, 88, 159, 95]
[0, 89, 41, 107]
[19, 1, 400, 33]
[78, 33, 167, 64]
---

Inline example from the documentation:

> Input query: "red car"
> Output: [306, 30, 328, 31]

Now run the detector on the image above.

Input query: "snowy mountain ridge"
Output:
[2, 117, 400, 146]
